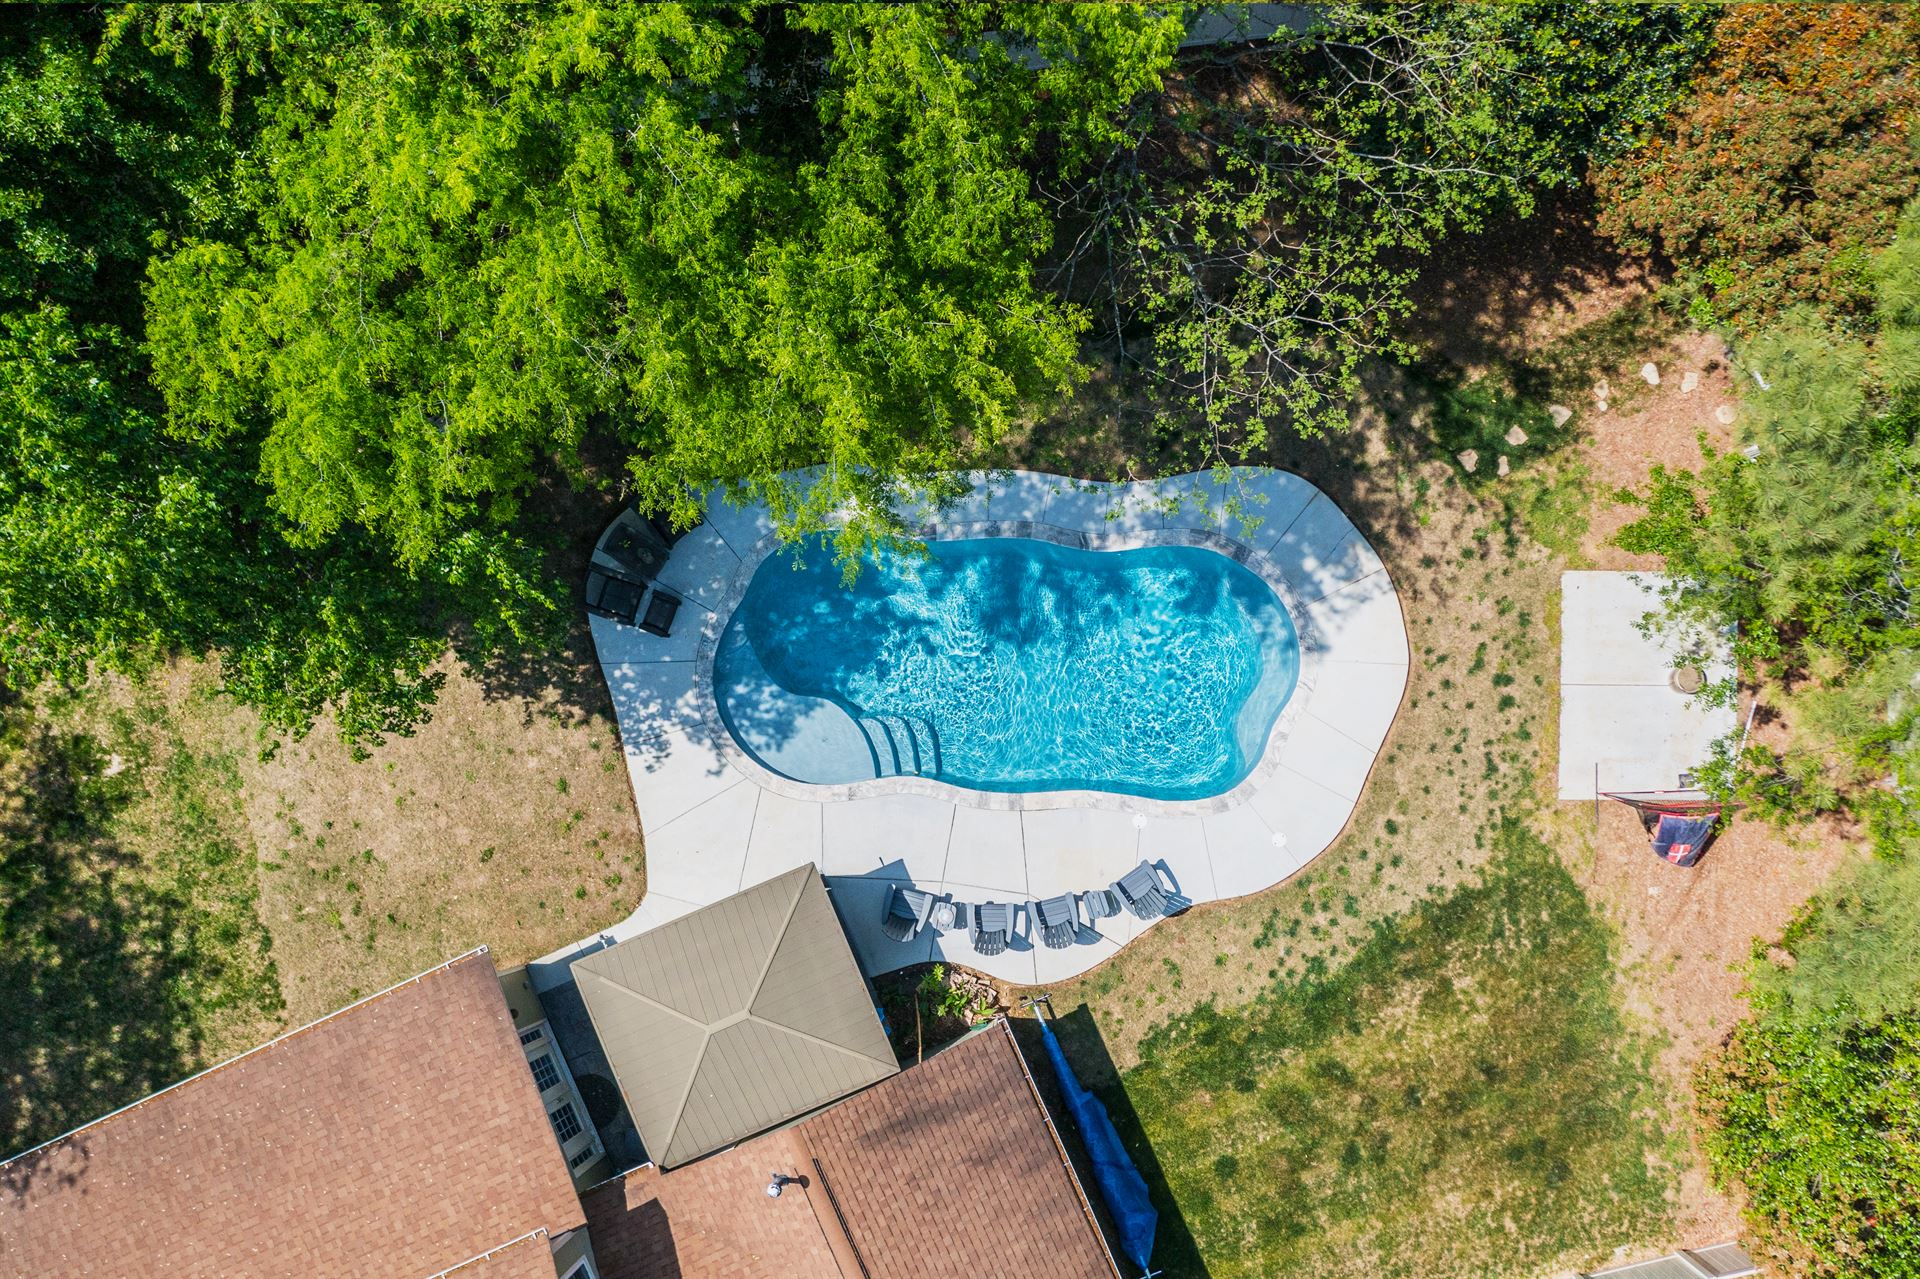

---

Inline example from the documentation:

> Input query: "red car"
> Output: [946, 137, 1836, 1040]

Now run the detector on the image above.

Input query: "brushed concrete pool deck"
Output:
[531, 468, 1408, 990]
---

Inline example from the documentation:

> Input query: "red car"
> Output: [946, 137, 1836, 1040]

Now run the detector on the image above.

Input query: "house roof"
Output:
[582, 1019, 1120, 1279]
[0, 949, 584, 1279]
[572, 864, 898, 1168]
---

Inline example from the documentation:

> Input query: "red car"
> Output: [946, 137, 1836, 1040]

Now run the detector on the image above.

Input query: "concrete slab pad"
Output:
[1221, 468, 1320, 552]
[602, 661, 705, 746]
[741, 792, 824, 888]
[1558, 571, 1737, 800]
[1041, 479, 1164, 538]
[1276, 712, 1379, 801]
[638, 782, 758, 903]
[1561, 571, 1734, 686]
[977, 471, 1056, 523]
[1557, 684, 1735, 800]
[1136, 815, 1215, 901]
[1298, 659, 1408, 753]
[1302, 570, 1409, 666]
[1201, 804, 1283, 898]
[943, 807, 1028, 897]
[699, 486, 776, 556]
[926, 470, 999, 523]
[652, 524, 739, 612]
[624, 724, 740, 833]
[819, 793, 954, 881]
[1268, 494, 1382, 602]
[1244, 765, 1355, 874]
[1020, 808, 1145, 899]
[588, 611, 701, 665]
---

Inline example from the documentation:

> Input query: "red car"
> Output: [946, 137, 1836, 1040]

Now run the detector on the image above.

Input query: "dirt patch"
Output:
[1404, 193, 1667, 376]
[1550, 800, 1855, 1249]
[1572, 330, 1745, 567]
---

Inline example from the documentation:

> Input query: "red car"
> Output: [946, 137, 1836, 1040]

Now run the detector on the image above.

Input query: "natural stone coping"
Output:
[534, 467, 1411, 989]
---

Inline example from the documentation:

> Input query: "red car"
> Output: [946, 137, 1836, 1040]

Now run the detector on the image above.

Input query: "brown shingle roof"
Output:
[0, 950, 584, 1279]
[583, 1020, 1120, 1279]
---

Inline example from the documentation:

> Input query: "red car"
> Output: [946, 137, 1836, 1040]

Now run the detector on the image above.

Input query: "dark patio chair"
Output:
[601, 519, 672, 580]
[638, 589, 681, 638]
[1079, 887, 1121, 923]
[1114, 859, 1186, 920]
[1032, 894, 1078, 950]
[971, 901, 1012, 957]
[881, 884, 935, 943]
[584, 566, 647, 625]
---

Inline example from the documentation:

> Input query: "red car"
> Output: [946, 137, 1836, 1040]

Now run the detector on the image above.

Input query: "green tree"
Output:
[1594, 4, 1920, 331]
[1613, 201, 1920, 818]
[140, 2, 1183, 566]
[1051, 1, 1714, 455]
[0, 7, 551, 749]
[1700, 1000, 1920, 1279]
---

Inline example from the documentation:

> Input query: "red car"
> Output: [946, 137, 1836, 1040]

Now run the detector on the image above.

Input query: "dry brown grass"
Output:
[239, 663, 640, 1021]
[151, 624, 644, 1023]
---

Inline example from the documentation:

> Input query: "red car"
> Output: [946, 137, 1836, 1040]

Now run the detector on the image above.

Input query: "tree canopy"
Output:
[142, 3, 1184, 566]
[1614, 200, 1920, 820]
[0, 1, 1719, 745]
[1594, 3, 1920, 331]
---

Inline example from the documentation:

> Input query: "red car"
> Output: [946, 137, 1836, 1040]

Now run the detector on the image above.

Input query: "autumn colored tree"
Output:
[1594, 4, 1920, 331]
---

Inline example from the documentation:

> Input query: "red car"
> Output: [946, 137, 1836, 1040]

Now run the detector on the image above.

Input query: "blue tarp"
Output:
[1035, 1015, 1158, 1274]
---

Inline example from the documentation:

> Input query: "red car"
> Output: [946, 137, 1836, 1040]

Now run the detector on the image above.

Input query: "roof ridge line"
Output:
[652, 869, 810, 1164]
[745, 1011, 898, 1072]
[0, 946, 493, 1170]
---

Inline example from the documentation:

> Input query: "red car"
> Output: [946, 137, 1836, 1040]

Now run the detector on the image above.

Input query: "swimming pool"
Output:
[711, 534, 1300, 801]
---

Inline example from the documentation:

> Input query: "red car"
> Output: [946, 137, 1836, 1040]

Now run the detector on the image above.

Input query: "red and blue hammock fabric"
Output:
[1651, 812, 1716, 867]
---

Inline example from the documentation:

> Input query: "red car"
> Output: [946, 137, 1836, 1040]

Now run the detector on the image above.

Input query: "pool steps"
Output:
[854, 712, 943, 779]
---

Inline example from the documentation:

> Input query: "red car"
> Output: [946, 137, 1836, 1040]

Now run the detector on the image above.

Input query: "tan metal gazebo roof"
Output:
[573, 864, 898, 1168]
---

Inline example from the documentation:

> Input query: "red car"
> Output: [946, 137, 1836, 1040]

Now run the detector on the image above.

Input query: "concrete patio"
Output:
[531, 468, 1408, 990]
[1557, 571, 1737, 802]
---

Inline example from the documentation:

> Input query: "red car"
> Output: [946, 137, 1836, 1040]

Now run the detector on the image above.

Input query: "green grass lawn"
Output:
[1092, 822, 1674, 1279]
[0, 686, 283, 1154]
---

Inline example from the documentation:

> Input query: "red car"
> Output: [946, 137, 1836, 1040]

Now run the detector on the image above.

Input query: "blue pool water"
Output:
[713, 535, 1300, 800]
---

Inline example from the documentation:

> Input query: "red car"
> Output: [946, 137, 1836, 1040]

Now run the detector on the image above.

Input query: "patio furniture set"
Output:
[880, 860, 1189, 956]
[585, 510, 684, 636]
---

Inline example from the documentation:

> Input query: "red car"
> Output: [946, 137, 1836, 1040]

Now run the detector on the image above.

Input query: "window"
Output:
[559, 1260, 598, 1279]
[568, 1146, 599, 1170]
[550, 1102, 582, 1144]
[518, 1025, 544, 1046]
[529, 1053, 561, 1092]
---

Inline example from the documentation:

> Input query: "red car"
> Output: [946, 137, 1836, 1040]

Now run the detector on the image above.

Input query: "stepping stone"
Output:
[1681, 370, 1701, 394]
[1496, 455, 1511, 477]
[1457, 449, 1479, 473]
[1596, 399, 1609, 413]
[1715, 404, 1737, 424]
[1640, 362, 1661, 386]
[1548, 405, 1573, 428]
[1504, 425, 1529, 447]
[1592, 379, 1611, 403]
